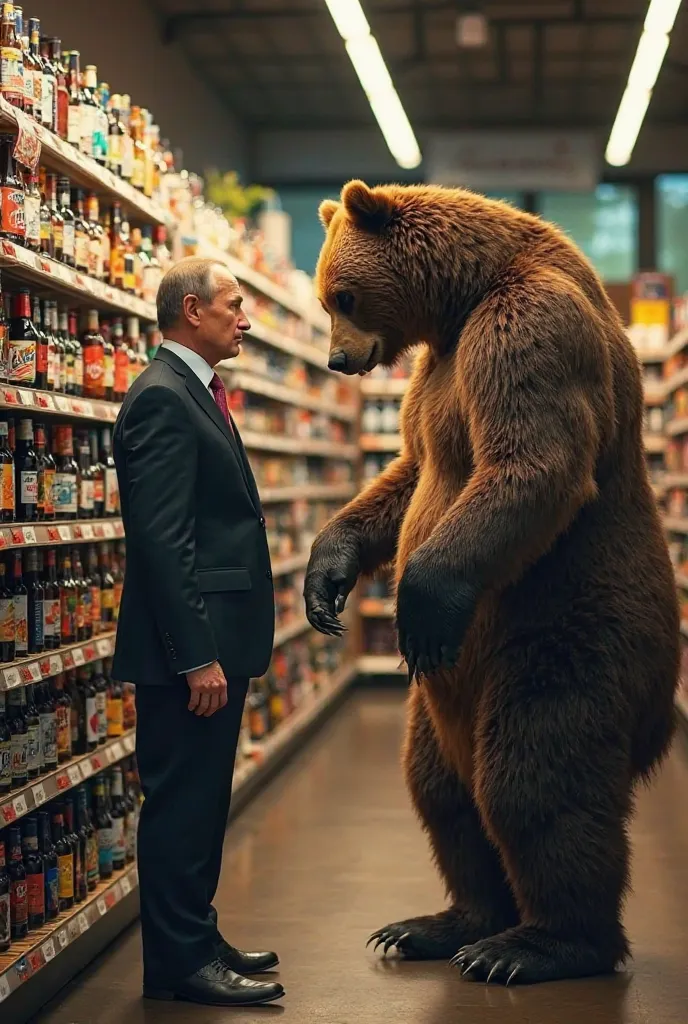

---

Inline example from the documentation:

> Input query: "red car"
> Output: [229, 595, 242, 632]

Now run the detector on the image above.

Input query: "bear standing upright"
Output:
[304, 180, 679, 985]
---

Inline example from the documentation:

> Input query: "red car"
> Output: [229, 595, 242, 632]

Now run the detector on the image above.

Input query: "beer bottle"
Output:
[57, 177, 74, 267]
[106, 670, 123, 738]
[24, 682, 40, 779]
[8, 291, 37, 387]
[93, 660, 107, 745]
[36, 680, 56, 773]
[21, 815, 44, 929]
[82, 309, 105, 399]
[0, 835, 10, 951]
[42, 548, 59, 651]
[0, 691, 11, 793]
[0, 418, 15, 522]
[0, 558, 13, 662]
[8, 825, 27, 939]
[14, 416, 38, 520]
[52, 805, 73, 911]
[77, 784, 98, 891]
[38, 809, 58, 920]
[64, 795, 85, 902]
[0, 4, 23, 110]
[36, 422, 55, 521]
[54, 424, 78, 520]
[52, 672, 71, 763]
[93, 773, 113, 880]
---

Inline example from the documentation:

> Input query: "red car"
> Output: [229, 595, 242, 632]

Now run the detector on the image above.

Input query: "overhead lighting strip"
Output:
[605, 0, 683, 166]
[323, 0, 422, 169]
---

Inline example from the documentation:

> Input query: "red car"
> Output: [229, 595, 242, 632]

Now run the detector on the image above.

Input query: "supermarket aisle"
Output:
[36, 690, 688, 1024]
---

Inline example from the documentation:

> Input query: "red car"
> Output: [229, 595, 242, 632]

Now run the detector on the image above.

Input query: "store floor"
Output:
[36, 689, 688, 1024]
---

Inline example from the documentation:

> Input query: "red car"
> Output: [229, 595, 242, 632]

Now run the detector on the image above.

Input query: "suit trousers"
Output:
[134, 671, 249, 986]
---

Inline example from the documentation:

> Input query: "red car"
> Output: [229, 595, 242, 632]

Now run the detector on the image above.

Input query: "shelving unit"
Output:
[0, 387, 120, 422]
[0, 519, 123, 550]
[0, 631, 116, 691]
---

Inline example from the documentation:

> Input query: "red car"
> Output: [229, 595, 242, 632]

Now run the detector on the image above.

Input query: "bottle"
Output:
[36, 422, 55, 521]
[0, 692, 11, 794]
[106, 95, 124, 178]
[8, 825, 27, 939]
[101, 429, 118, 516]
[0, 271, 7, 382]
[58, 551, 76, 644]
[141, 225, 161, 304]
[52, 806, 73, 911]
[23, 168, 40, 253]
[57, 177, 74, 267]
[52, 672, 71, 763]
[11, 549, 27, 658]
[42, 548, 59, 651]
[122, 219, 135, 294]
[153, 224, 171, 271]
[103, 323, 114, 402]
[64, 795, 85, 902]
[69, 309, 83, 396]
[77, 785, 98, 892]
[14, 416, 37, 519]
[111, 545, 124, 620]
[14, 7, 31, 118]
[106, 672, 123, 738]
[66, 51, 83, 150]
[54, 424, 77, 520]
[49, 305, 64, 394]
[31, 296, 48, 392]
[93, 80, 109, 167]
[101, 206, 111, 283]
[38, 809, 58, 920]
[43, 300, 58, 393]
[21, 815, 44, 929]
[34, 22, 54, 131]
[46, 174, 62, 262]
[0, 835, 10, 951]
[109, 202, 124, 289]
[86, 193, 103, 279]
[24, 681, 39, 778]
[112, 318, 128, 402]
[0, 136, 24, 246]
[77, 433, 94, 519]
[87, 545, 102, 636]
[99, 549, 114, 627]
[72, 188, 89, 273]
[38, 170, 52, 258]
[23, 549, 43, 658]
[66, 669, 80, 753]
[125, 316, 140, 389]
[120, 95, 134, 182]
[8, 290, 37, 386]
[7, 689, 27, 788]
[89, 431, 104, 519]
[79, 665, 97, 753]
[50, 38, 68, 139]
[82, 309, 105, 399]
[80, 64, 98, 160]
[58, 309, 73, 394]
[0, 4, 23, 110]
[110, 765, 126, 871]
[37, 680, 56, 773]
[93, 773, 113, 879]
[0, 419, 14, 521]
[123, 761, 137, 863]
[73, 549, 90, 642]
[93, 661, 107, 745]
[0, 558, 12, 662]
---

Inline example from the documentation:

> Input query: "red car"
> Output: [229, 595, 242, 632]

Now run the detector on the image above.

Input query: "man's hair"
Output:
[156, 257, 228, 332]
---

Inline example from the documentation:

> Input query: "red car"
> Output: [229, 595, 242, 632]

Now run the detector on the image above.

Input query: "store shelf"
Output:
[664, 517, 688, 535]
[675, 571, 688, 590]
[260, 483, 356, 504]
[664, 327, 688, 360]
[644, 434, 667, 454]
[361, 378, 409, 397]
[0, 241, 156, 322]
[637, 347, 669, 364]
[242, 320, 330, 371]
[0, 386, 120, 422]
[0, 731, 135, 829]
[225, 370, 357, 422]
[681, 621, 688, 640]
[0, 97, 166, 227]
[644, 384, 667, 405]
[272, 551, 309, 577]
[273, 617, 310, 648]
[0, 518, 123, 550]
[663, 364, 688, 396]
[0, 631, 116, 691]
[359, 597, 395, 617]
[357, 654, 405, 675]
[0, 861, 138, 1005]
[242, 431, 358, 459]
[677, 691, 688, 726]
[360, 433, 402, 452]
[666, 417, 688, 438]
[663, 473, 688, 489]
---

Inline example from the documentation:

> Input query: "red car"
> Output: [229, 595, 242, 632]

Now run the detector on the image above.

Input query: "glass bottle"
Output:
[69, 309, 83, 397]
[50, 37, 68, 140]
[0, 691, 11, 794]
[42, 548, 59, 651]
[77, 785, 98, 892]
[87, 544, 102, 635]
[0, 270, 7, 383]
[34, 21, 54, 131]
[0, 134, 25, 244]
[89, 433, 104, 520]
[66, 50, 83, 150]
[99, 547, 114, 628]
[109, 202, 124, 289]
[79, 63, 98, 160]
[54, 423, 77, 520]
[122, 219, 135, 295]
[79, 665, 97, 752]
[0, 836, 10, 951]
[52, 806, 73, 911]
[73, 548, 91, 642]
[57, 177, 74, 267]
[103, 321, 114, 402]
[58, 550, 76, 644]
[38, 809, 58, 920]
[77, 433, 94, 520]
[37, 679, 57, 773]
[52, 672, 71, 763]
[64, 795, 85, 902]
[32, 295, 48, 391]
[8, 289, 37, 386]
[112, 317, 128, 402]
[43, 300, 58, 393]
[25, 549, 42, 656]
[93, 773, 113, 879]
[23, 168, 40, 253]
[106, 670, 123, 738]
[82, 309, 105, 399]
[58, 309, 73, 394]
[72, 188, 89, 273]
[14, 416, 37, 520]
[0, 558, 12, 662]
[47, 173, 62, 261]
[7, 688, 27, 788]
[22, 815, 44, 929]
[0, 418, 14, 522]
[86, 192, 103, 279]
[12, 549, 27, 658]
[0, 3, 23, 110]
[15, 8, 34, 120]
[92, 660, 107, 745]
[36, 422, 55, 521]
[38, 168, 52, 257]
[101, 429, 118, 516]
[8, 825, 27, 939]
[25, 681, 40, 778]
[110, 765, 126, 871]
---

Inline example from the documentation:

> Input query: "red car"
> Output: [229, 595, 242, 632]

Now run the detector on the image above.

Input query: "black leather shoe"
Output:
[143, 958, 285, 1006]
[217, 938, 280, 974]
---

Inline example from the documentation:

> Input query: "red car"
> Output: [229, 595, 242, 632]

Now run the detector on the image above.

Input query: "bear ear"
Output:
[318, 199, 340, 230]
[342, 179, 395, 232]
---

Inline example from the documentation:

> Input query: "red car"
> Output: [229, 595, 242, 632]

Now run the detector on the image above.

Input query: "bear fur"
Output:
[304, 180, 679, 985]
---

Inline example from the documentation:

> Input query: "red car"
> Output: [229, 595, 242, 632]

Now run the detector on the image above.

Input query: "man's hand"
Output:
[304, 528, 360, 636]
[186, 662, 228, 716]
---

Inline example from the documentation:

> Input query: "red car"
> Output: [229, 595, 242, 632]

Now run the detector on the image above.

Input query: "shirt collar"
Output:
[161, 339, 215, 390]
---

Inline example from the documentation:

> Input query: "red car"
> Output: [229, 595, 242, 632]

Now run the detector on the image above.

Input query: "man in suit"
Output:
[113, 257, 283, 1007]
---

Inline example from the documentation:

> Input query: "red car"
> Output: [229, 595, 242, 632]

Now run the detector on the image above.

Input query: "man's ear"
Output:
[318, 199, 340, 230]
[341, 180, 396, 232]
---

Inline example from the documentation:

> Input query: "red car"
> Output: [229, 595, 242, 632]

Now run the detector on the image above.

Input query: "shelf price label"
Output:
[10, 527, 24, 545]
[41, 939, 56, 962]
[50, 655, 62, 675]
[67, 765, 82, 786]
[12, 794, 28, 817]
[72, 647, 86, 666]
[81, 524, 94, 540]
[57, 928, 68, 950]
[103, 523, 115, 539]
[79, 760, 93, 779]
[96, 639, 111, 658]
[57, 526, 71, 541]
[123, 734, 135, 753]
[96, 898, 107, 917]
[3, 666, 20, 688]
[77, 913, 89, 934]
[54, 396, 70, 412]
[22, 526, 36, 544]
[31, 783, 47, 807]
[111, 742, 124, 761]
[28, 661, 41, 682]
[0, 802, 16, 825]
[120, 875, 132, 896]
[56, 772, 70, 791]
[18, 389, 34, 406]
[0, 974, 10, 1002]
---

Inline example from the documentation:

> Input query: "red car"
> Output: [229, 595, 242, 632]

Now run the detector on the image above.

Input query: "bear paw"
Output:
[367, 911, 477, 961]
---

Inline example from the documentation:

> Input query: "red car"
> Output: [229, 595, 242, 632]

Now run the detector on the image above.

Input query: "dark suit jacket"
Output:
[112, 346, 275, 685]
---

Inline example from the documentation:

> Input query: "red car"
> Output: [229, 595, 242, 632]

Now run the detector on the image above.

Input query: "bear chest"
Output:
[416, 359, 473, 483]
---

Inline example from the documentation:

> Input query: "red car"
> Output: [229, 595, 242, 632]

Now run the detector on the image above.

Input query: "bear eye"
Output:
[335, 291, 355, 316]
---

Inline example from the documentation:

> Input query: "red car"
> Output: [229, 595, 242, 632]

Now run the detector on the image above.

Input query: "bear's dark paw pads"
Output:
[450, 928, 618, 985]
[367, 918, 457, 960]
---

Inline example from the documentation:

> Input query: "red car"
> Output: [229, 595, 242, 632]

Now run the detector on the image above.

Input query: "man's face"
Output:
[194, 267, 251, 363]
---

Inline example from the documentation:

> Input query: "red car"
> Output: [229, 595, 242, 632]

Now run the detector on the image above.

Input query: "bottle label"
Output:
[0, 891, 10, 945]
[20, 470, 38, 506]
[0, 596, 12, 643]
[27, 871, 44, 919]
[126, 810, 137, 860]
[10, 878, 27, 926]
[80, 478, 94, 512]
[88, 237, 99, 277]
[93, 477, 105, 506]
[11, 731, 27, 780]
[98, 827, 113, 872]
[23, 65, 35, 106]
[75, 230, 89, 270]
[75, 354, 84, 392]
[42, 75, 55, 128]
[40, 710, 57, 764]
[40, 211, 51, 245]
[54, 472, 77, 515]
[14, 594, 28, 656]
[96, 691, 107, 739]
[114, 349, 128, 394]
[24, 194, 40, 247]
[60, 590, 76, 639]
[58, 852, 73, 898]
[0, 48, 23, 103]
[112, 817, 125, 862]
[67, 104, 81, 145]
[53, 221, 63, 253]
[1, 464, 14, 512]
[36, 337, 48, 375]
[32, 598, 44, 651]
[104, 352, 114, 390]
[122, 136, 134, 180]
[105, 468, 119, 515]
[107, 697, 123, 737]
[86, 695, 98, 744]
[0, 737, 11, 786]
[84, 346, 105, 392]
[43, 597, 59, 641]
[90, 585, 101, 628]
[8, 339, 36, 383]
[27, 720, 41, 773]
[44, 468, 55, 515]
[62, 221, 75, 261]
[107, 133, 122, 168]
[102, 588, 114, 612]
[45, 864, 59, 917]
[79, 105, 94, 156]
[86, 834, 99, 884]
[0, 185, 25, 238]
[56, 705, 70, 758]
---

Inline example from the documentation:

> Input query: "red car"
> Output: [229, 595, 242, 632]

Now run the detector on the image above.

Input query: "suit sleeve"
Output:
[119, 383, 218, 674]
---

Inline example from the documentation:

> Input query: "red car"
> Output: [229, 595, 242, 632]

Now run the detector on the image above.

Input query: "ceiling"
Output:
[152, 0, 688, 133]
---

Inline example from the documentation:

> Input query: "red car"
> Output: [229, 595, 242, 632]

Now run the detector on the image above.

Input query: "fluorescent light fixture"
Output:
[605, 0, 682, 166]
[323, 0, 422, 169]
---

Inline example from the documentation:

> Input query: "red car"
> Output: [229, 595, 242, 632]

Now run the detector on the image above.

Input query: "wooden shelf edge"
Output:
[357, 654, 405, 675]
[0, 631, 117, 691]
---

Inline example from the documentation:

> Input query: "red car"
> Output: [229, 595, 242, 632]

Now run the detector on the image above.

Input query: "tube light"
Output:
[605, 0, 683, 166]
[323, 0, 422, 170]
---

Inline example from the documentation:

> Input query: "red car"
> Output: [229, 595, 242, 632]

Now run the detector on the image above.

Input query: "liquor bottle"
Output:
[23, 169, 40, 253]
[141, 226, 161, 304]
[0, 559, 13, 663]
[87, 545, 102, 636]
[111, 545, 124, 620]
[38, 169, 52, 258]
[153, 224, 171, 272]
[46, 174, 62, 262]
[69, 309, 83, 396]
[66, 51, 83, 150]
[0, 135, 23, 247]
[12, 549, 27, 658]
[42, 548, 59, 651]
[77, 433, 94, 519]
[0, 271, 7, 383]
[92, 77, 109, 167]
[106, 671, 123, 738]
[64, 795, 85, 902]
[42, 301, 58, 393]
[52, 673, 71, 763]
[8, 290, 37, 386]
[103, 322, 114, 403]
[0, 4, 23, 110]
[72, 189, 89, 273]
[36, 422, 55, 521]
[101, 429, 118, 516]
[15, 7, 34, 120]
[38, 809, 58, 920]
[0, 835, 10, 951]
[0, 692, 11, 794]
[0, 419, 14, 521]
[120, 94, 134, 182]
[99, 548, 114, 627]
[93, 774, 113, 879]
[77, 785, 98, 892]
[14, 416, 37, 519]
[73, 549, 91, 642]
[93, 661, 107, 745]
[57, 177, 74, 267]
[8, 825, 27, 939]
[101, 206, 112, 282]
[106, 95, 124, 178]
[24, 681, 39, 778]
[82, 309, 105, 399]
[110, 765, 126, 871]
[109, 202, 124, 289]
[34, 22, 54, 131]
[58, 309, 73, 393]
[80, 64, 99, 160]
[125, 316, 140, 389]
[24, 549, 43, 657]
[36, 680, 57, 773]
[52, 806, 73, 911]
[54, 424, 77, 520]
[7, 689, 27, 788]
[78, 665, 97, 753]
[58, 551, 76, 644]
[130, 106, 145, 191]
[32, 296, 48, 391]
[122, 219, 135, 294]
[21, 815, 44, 929]
[66, 668, 80, 753]
[112, 318, 128, 402]
[89, 432, 104, 519]
[124, 760, 137, 863]
[86, 193, 103, 279]
[50, 37, 68, 139]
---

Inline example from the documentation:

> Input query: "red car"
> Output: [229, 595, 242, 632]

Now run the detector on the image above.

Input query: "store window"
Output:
[539, 185, 638, 282]
[657, 175, 688, 296]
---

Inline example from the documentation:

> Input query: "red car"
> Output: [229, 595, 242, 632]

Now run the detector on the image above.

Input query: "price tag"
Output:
[57, 929, 68, 949]
[123, 734, 135, 753]
[0, 802, 16, 824]
[0, 532, 6, 548]
[84, 645, 95, 662]
[103, 523, 115, 539]
[29, 662, 41, 682]
[93, 523, 104, 538]
[96, 898, 107, 917]
[72, 647, 85, 666]
[41, 938, 56, 963]
[79, 760, 93, 779]
[120, 875, 132, 896]
[56, 772, 70, 791]
[54, 396, 70, 412]
[19, 665, 33, 684]
[18, 389, 35, 406]
[96, 639, 111, 657]
[82, 402, 94, 418]
[46, 527, 59, 542]
[62, 651, 74, 669]
[105, 746, 115, 764]
[31, 783, 46, 807]
[22, 526, 36, 544]
[77, 913, 89, 934]
[9, 529, 24, 548]
[36, 393, 54, 410]
[50, 655, 62, 675]
[91, 755, 103, 771]
[12, 794, 28, 817]
[112, 742, 124, 761]
[0, 975, 10, 1002]
[3, 667, 20, 688]
[67, 764, 82, 786]
[81, 524, 94, 540]
[1, 387, 18, 404]
[57, 526, 71, 541]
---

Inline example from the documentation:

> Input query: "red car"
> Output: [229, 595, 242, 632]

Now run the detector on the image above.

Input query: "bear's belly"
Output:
[395, 468, 463, 583]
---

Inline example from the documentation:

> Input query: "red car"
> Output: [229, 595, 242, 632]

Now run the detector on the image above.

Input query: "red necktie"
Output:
[209, 373, 234, 436]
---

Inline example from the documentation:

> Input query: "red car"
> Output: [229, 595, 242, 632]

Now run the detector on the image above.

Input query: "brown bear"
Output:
[304, 180, 679, 985]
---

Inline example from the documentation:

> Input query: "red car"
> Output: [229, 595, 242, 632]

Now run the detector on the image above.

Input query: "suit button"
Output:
[259, 517, 266, 529]
[266, 570, 272, 580]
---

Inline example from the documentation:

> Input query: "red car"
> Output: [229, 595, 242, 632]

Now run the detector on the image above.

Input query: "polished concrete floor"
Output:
[36, 689, 688, 1024]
